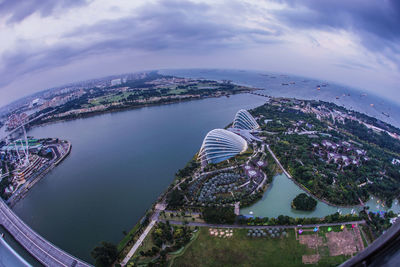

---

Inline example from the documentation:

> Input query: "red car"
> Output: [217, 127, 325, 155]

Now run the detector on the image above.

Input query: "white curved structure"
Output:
[198, 129, 248, 164]
[232, 109, 259, 131]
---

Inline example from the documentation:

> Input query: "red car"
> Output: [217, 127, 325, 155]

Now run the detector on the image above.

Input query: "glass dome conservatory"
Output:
[232, 109, 259, 131]
[198, 129, 248, 164]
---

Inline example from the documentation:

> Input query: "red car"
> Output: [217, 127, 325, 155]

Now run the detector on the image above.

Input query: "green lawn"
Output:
[167, 88, 187, 95]
[89, 92, 134, 105]
[172, 227, 351, 267]
[172, 227, 311, 267]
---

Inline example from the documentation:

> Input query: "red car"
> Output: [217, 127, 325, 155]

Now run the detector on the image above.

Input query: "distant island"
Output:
[291, 193, 317, 211]
[1, 71, 255, 130]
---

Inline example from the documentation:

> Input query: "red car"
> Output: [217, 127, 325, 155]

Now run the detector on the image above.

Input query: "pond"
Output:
[241, 173, 400, 218]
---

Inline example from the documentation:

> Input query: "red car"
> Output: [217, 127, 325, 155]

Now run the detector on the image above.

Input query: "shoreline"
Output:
[27, 90, 255, 130]
[267, 145, 365, 209]
[282, 170, 363, 209]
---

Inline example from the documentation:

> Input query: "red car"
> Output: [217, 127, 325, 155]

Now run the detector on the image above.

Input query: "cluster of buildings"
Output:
[2, 73, 150, 130]
[286, 119, 317, 136]
[299, 103, 400, 141]
[271, 97, 400, 142]
[312, 139, 368, 167]
[0, 138, 56, 198]
[5, 113, 28, 130]
[39, 90, 86, 110]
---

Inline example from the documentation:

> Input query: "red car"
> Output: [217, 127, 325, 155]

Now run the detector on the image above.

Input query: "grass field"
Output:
[89, 92, 135, 105]
[172, 227, 351, 267]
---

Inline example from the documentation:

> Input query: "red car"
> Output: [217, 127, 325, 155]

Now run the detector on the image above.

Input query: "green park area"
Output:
[171, 227, 351, 267]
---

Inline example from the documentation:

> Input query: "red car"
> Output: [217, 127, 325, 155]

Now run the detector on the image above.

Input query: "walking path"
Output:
[234, 202, 240, 216]
[120, 219, 156, 266]
[266, 144, 355, 208]
[120, 204, 166, 266]
[254, 172, 267, 193]
[162, 220, 366, 229]
[266, 144, 293, 179]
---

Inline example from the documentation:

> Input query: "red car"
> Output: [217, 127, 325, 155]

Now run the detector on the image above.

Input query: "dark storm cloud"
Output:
[0, 0, 91, 24]
[66, 0, 278, 50]
[273, 0, 400, 62]
[0, 0, 280, 88]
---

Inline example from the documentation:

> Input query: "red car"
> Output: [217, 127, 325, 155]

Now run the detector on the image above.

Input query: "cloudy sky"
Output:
[0, 0, 399, 107]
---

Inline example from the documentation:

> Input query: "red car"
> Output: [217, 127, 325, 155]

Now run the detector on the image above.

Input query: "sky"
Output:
[0, 0, 399, 107]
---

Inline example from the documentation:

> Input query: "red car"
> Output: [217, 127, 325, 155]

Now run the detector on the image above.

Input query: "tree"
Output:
[202, 206, 236, 224]
[167, 189, 185, 207]
[91, 242, 118, 267]
[291, 193, 317, 211]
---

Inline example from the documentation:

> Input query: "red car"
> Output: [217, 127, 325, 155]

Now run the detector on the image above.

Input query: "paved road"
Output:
[0, 199, 91, 267]
[254, 172, 267, 193]
[266, 144, 293, 179]
[120, 219, 156, 266]
[162, 220, 366, 229]
[120, 206, 165, 266]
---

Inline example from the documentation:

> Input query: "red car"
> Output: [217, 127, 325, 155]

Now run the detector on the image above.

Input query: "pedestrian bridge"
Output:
[0, 199, 91, 267]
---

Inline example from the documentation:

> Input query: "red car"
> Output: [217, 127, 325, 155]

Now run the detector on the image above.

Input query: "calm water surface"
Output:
[241, 173, 400, 218]
[12, 94, 266, 263]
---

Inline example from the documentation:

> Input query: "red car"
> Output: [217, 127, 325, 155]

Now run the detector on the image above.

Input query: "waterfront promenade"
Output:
[120, 203, 166, 266]
[0, 199, 91, 267]
[163, 219, 366, 229]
